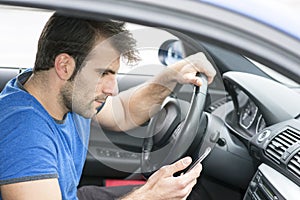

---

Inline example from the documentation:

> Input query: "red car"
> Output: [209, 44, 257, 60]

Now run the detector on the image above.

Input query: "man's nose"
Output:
[102, 74, 118, 96]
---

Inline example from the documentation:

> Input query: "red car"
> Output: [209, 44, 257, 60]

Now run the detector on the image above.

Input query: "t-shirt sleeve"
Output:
[0, 109, 59, 185]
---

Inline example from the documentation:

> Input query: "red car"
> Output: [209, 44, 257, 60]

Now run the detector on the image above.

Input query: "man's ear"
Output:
[54, 53, 75, 80]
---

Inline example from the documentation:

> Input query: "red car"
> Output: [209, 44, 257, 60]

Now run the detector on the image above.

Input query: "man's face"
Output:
[61, 40, 120, 118]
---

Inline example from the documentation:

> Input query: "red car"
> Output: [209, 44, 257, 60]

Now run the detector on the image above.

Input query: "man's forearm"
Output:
[117, 66, 178, 129]
[97, 66, 178, 131]
[97, 52, 216, 132]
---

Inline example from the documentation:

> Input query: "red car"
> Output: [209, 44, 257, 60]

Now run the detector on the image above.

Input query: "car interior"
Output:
[1, 4, 300, 200]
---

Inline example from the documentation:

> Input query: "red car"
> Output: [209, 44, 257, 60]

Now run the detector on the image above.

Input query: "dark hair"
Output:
[34, 13, 139, 79]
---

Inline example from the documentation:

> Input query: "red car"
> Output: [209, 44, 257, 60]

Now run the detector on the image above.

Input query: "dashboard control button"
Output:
[257, 130, 271, 143]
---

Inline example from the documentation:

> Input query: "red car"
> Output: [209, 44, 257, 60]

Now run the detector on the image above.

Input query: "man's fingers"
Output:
[177, 64, 215, 86]
[181, 73, 202, 86]
[144, 159, 202, 200]
[162, 157, 192, 177]
[181, 52, 216, 85]
[188, 162, 202, 177]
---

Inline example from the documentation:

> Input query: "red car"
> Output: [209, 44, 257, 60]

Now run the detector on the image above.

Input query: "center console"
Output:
[243, 164, 300, 200]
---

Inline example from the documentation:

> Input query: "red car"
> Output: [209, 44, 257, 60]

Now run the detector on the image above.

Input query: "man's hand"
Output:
[169, 52, 216, 86]
[121, 157, 202, 200]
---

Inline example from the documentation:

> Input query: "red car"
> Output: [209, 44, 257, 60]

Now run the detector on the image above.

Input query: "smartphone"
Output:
[184, 146, 212, 173]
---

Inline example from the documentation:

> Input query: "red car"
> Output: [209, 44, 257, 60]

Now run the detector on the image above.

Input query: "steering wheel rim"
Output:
[141, 73, 208, 177]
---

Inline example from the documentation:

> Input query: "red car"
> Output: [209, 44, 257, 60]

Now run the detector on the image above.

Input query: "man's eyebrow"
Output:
[96, 68, 116, 75]
[104, 69, 116, 75]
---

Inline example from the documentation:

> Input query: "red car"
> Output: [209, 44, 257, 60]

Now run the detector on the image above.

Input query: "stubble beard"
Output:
[59, 80, 95, 119]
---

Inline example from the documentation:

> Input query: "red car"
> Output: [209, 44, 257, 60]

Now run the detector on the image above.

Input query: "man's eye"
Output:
[98, 69, 115, 76]
[101, 72, 109, 76]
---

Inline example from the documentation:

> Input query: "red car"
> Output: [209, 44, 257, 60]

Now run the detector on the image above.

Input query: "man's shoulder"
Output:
[0, 68, 33, 102]
[1, 90, 45, 116]
[0, 92, 54, 135]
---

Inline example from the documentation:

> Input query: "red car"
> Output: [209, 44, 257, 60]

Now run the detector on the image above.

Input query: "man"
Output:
[0, 13, 216, 200]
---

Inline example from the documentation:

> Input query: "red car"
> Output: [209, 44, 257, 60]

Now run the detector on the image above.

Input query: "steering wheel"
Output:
[141, 73, 208, 177]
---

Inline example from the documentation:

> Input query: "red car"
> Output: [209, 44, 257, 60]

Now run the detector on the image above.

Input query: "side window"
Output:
[119, 24, 179, 75]
[0, 6, 52, 91]
[0, 6, 52, 69]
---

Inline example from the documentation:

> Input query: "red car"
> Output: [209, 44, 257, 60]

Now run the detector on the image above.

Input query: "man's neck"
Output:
[23, 71, 68, 120]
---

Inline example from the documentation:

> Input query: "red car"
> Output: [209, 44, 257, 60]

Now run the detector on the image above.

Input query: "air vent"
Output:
[265, 128, 300, 164]
[287, 151, 300, 178]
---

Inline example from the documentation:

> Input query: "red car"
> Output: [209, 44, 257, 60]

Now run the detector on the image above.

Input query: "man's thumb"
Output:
[169, 157, 192, 175]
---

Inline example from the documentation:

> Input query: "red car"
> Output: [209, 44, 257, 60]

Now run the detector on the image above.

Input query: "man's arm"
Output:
[97, 52, 216, 131]
[0, 178, 61, 200]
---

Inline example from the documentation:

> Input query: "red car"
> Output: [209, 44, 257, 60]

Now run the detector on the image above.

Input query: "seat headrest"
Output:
[0, 68, 19, 92]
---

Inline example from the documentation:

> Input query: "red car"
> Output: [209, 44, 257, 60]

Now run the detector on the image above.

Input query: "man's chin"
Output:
[72, 108, 95, 119]
[79, 112, 95, 119]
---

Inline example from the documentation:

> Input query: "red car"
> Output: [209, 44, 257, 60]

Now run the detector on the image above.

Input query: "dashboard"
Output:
[223, 72, 299, 138]
[237, 89, 266, 135]
[218, 71, 300, 199]
[223, 87, 267, 140]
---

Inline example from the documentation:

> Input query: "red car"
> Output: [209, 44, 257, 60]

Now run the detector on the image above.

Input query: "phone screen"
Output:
[184, 147, 211, 173]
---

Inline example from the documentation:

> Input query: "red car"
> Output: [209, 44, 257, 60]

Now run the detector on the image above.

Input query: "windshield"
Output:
[247, 57, 300, 88]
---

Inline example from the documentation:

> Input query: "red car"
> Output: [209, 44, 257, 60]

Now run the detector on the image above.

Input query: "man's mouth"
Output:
[95, 99, 104, 105]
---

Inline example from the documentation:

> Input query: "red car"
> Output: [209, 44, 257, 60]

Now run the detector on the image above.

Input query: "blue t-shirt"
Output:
[0, 70, 91, 200]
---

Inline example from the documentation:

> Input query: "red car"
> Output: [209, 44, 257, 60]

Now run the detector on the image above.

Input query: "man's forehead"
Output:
[85, 39, 120, 68]
[90, 39, 120, 58]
